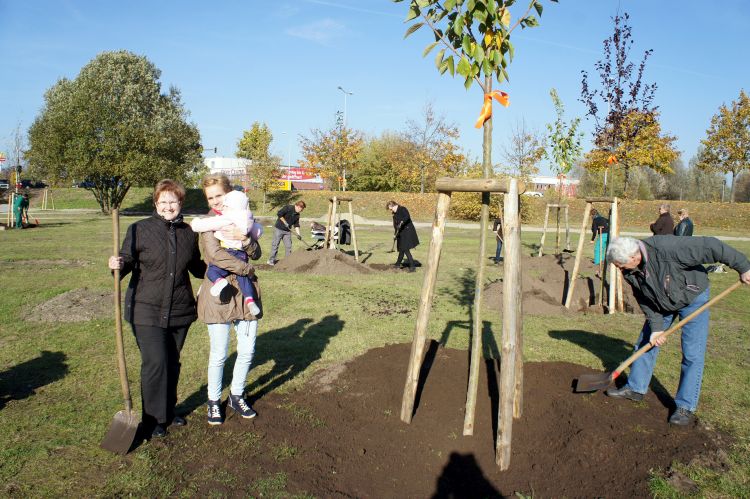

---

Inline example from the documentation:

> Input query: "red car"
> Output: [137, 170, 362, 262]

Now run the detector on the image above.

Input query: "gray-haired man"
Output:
[605, 236, 750, 425]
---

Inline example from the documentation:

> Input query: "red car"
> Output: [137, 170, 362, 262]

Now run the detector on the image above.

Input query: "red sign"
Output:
[0, 152, 6, 162]
[282, 167, 317, 181]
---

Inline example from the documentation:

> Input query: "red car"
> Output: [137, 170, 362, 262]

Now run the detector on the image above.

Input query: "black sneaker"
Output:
[605, 386, 644, 401]
[227, 394, 257, 419]
[151, 424, 167, 438]
[669, 407, 695, 426]
[207, 400, 224, 425]
[172, 416, 187, 427]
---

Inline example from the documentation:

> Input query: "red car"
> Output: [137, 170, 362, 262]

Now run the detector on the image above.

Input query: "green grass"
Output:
[0, 211, 748, 496]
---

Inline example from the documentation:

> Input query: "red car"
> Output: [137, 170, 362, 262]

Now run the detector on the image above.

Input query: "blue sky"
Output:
[1, 0, 748, 176]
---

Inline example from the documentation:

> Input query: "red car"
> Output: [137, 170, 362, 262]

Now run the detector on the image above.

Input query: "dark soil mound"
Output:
[165, 342, 726, 498]
[485, 253, 639, 315]
[272, 249, 373, 275]
[29, 287, 112, 322]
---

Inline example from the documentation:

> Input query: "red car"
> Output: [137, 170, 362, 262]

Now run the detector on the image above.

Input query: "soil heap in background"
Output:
[272, 249, 373, 275]
[485, 253, 639, 316]
[29, 287, 112, 322]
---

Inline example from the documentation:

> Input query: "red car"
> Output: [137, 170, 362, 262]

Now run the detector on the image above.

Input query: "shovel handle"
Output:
[112, 209, 133, 413]
[612, 281, 742, 380]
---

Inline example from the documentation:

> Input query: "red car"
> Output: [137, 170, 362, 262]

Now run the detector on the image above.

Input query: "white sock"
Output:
[210, 278, 228, 297]
[245, 297, 260, 315]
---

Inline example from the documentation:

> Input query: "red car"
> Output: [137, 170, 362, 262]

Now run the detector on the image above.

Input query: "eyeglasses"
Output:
[157, 200, 181, 207]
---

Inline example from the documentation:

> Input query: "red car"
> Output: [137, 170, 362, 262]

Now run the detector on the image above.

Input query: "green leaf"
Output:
[416, 0, 432, 6]
[405, 6, 420, 21]
[453, 14, 464, 35]
[507, 40, 514, 61]
[439, 59, 449, 74]
[502, 67, 510, 82]
[467, 0, 475, 11]
[457, 55, 471, 77]
[446, 55, 455, 76]
[422, 41, 440, 57]
[474, 43, 485, 64]
[482, 58, 491, 76]
[462, 34, 471, 54]
[487, 0, 496, 12]
[522, 15, 539, 28]
[434, 48, 446, 69]
[464, 76, 473, 90]
[404, 22, 424, 38]
[444, 0, 458, 9]
[533, 1, 543, 17]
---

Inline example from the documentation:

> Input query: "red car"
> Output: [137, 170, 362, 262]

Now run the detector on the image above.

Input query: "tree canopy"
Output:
[26, 50, 202, 213]
[698, 89, 750, 203]
[299, 112, 364, 191]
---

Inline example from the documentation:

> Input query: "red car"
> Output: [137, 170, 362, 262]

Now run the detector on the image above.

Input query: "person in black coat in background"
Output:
[108, 179, 206, 439]
[387, 200, 419, 272]
[649, 203, 674, 235]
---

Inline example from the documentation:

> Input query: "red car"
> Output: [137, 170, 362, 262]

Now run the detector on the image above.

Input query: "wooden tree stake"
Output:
[400, 192, 451, 423]
[564, 202, 592, 308]
[348, 201, 359, 261]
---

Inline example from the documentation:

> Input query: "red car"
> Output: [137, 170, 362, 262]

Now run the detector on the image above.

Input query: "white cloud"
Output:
[284, 18, 348, 45]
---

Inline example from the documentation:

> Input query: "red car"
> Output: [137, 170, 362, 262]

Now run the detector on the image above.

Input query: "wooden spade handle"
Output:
[112, 209, 133, 412]
[613, 281, 742, 378]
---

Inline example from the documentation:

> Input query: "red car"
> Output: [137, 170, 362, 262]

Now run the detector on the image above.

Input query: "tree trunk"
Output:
[730, 170, 736, 203]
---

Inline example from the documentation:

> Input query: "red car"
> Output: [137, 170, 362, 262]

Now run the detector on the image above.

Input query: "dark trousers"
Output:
[131, 324, 189, 427]
[206, 248, 256, 301]
[396, 249, 415, 269]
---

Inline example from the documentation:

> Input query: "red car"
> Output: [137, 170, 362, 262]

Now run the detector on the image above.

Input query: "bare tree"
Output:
[499, 118, 545, 182]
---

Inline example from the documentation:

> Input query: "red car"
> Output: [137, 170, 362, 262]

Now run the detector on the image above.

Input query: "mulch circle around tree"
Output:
[159, 342, 727, 498]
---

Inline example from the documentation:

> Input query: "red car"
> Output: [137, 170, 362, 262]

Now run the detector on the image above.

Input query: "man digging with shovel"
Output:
[604, 236, 750, 426]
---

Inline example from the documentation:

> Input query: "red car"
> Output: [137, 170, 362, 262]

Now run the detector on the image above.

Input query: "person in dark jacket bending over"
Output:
[108, 179, 206, 439]
[387, 200, 419, 272]
[673, 208, 694, 236]
[605, 236, 750, 426]
[588, 209, 610, 266]
[649, 203, 674, 235]
[268, 200, 306, 265]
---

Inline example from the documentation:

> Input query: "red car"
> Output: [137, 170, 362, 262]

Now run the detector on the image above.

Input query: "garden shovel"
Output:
[101, 209, 139, 454]
[575, 281, 742, 393]
[387, 236, 397, 253]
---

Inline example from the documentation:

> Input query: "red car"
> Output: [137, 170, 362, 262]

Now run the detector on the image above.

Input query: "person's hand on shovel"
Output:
[108, 256, 123, 270]
[649, 330, 667, 347]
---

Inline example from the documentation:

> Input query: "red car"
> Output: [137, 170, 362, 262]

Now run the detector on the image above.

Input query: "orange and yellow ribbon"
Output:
[474, 90, 510, 129]
[606, 155, 618, 165]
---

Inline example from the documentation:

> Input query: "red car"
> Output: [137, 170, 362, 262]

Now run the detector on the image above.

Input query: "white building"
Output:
[529, 175, 580, 197]
[204, 157, 251, 179]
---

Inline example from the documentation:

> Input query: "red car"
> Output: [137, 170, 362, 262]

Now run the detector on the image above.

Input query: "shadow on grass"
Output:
[248, 314, 344, 401]
[0, 351, 68, 410]
[548, 329, 674, 410]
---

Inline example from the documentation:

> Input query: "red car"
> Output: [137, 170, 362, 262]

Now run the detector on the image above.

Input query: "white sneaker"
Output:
[267, 259, 275, 266]
[210, 278, 228, 297]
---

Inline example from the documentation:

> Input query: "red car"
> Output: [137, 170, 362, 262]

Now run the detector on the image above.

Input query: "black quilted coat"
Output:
[118, 213, 206, 328]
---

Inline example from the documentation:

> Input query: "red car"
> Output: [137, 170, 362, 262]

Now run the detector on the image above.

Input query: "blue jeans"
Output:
[625, 287, 710, 412]
[494, 239, 503, 262]
[206, 320, 257, 402]
[206, 248, 256, 302]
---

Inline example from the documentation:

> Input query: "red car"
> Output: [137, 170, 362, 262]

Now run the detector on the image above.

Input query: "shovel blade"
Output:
[101, 410, 139, 455]
[574, 372, 613, 393]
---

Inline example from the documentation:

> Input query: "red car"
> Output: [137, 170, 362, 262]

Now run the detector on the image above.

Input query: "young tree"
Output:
[580, 110, 679, 196]
[698, 89, 750, 203]
[405, 102, 464, 193]
[26, 51, 202, 213]
[499, 118, 545, 181]
[298, 112, 363, 191]
[545, 88, 583, 196]
[236, 121, 281, 210]
[580, 13, 658, 195]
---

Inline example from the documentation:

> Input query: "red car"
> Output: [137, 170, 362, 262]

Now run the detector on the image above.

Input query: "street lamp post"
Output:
[337, 86, 353, 127]
[337, 86, 353, 191]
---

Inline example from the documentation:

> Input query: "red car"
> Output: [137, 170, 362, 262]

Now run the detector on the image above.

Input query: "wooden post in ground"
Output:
[400, 191, 451, 423]
[538, 205, 550, 257]
[329, 197, 339, 249]
[347, 200, 359, 261]
[564, 205, 571, 251]
[608, 198, 619, 314]
[323, 201, 333, 249]
[497, 178, 522, 469]
[463, 191, 490, 436]
[564, 202, 592, 308]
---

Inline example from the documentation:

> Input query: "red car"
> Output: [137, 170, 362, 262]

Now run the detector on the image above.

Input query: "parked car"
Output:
[522, 191, 544, 197]
[0, 179, 9, 190]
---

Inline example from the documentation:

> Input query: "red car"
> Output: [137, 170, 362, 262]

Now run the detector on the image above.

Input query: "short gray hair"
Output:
[659, 203, 671, 212]
[606, 236, 640, 265]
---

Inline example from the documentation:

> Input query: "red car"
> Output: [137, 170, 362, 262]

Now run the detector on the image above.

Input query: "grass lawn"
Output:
[0, 211, 748, 496]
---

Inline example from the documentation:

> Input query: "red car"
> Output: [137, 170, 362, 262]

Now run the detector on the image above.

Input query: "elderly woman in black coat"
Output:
[386, 200, 419, 272]
[108, 179, 206, 439]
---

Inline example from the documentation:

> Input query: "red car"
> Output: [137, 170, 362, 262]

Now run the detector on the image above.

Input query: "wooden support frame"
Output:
[564, 197, 621, 312]
[323, 196, 359, 261]
[41, 188, 55, 210]
[400, 176, 523, 470]
[7, 192, 16, 228]
[537, 204, 570, 257]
